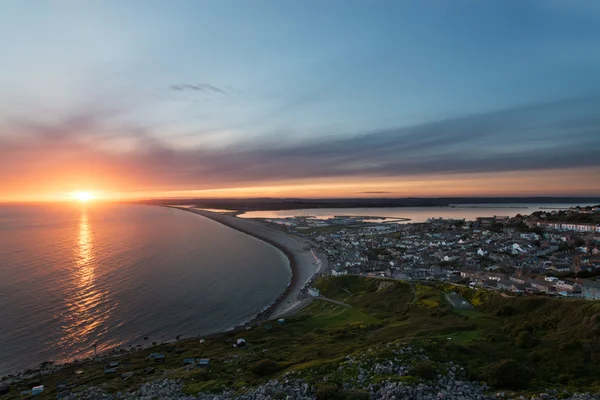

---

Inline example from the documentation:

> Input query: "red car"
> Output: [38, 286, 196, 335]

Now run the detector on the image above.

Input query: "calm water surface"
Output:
[239, 203, 595, 222]
[0, 204, 290, 375]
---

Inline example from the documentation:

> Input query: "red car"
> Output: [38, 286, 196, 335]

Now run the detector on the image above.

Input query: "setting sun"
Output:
[71, 192, 94, 202]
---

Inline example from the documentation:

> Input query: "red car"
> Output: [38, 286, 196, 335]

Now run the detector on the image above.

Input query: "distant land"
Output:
[135, 197, 600, 211]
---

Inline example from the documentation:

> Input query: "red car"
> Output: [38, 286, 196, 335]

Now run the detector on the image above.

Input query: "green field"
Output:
[9, 276, 600, 399]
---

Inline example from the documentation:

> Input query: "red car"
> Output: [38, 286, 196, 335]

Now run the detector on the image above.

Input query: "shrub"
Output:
[250, 359, 279, 376]
[344, 390, 370, 400]
[316, 385, 342, 400]
[495, 305, 514, 317]
[480, 359, 532, 389]
[411, 361, 437, 380]
[515, 331, 537, 349]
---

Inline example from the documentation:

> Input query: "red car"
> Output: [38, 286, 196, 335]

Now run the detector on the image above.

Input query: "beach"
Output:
[172, 207, 326, 320]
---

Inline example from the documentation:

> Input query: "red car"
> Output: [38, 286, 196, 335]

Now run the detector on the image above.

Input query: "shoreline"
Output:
[0, 206, 323, 381]
[167, 206, 324, 325]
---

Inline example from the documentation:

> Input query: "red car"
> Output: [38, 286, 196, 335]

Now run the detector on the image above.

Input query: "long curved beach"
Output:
[170, 207, 326, 321]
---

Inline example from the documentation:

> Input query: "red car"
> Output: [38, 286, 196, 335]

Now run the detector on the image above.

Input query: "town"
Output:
[289, 205, 600, 300]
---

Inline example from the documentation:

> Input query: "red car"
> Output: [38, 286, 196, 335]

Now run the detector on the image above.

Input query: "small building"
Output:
[183, 358, 195, 365]
[445, 292, 474, 309]
[308, 287, 320, 297]
[197, 359, 210, 367]
[32, 386, 44, 396]
[277, 318, 286, 325]
[121, 372, 134, 380]
[153, 353, 165, 363]
[236, 338, 246, 348]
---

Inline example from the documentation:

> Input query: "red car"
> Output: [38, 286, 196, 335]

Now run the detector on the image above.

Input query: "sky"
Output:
[1, 0, 600, 201]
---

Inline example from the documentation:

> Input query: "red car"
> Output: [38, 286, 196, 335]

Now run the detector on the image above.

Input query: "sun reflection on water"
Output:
[59, 208, 112, 358]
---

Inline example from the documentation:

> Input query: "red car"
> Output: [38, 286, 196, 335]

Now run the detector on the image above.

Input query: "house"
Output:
[497, 279, 513, 290]
[308, 287, 320, 297]
[236, 338, 246, 348]
[483, 272, 508, 281]
[556, 280, 580, 291]
[445, 292, 474, 309]
[531, 279, 556, 294]
[580, 280, 600, 300]
[484, 280, 499, 289]
[509, 282, 528, 293]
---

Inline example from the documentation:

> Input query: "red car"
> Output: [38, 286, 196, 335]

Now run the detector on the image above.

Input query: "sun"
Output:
[72, 192, 94, 202]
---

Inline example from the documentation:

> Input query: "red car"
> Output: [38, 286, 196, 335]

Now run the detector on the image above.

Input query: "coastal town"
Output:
[279, 205, 600, 300]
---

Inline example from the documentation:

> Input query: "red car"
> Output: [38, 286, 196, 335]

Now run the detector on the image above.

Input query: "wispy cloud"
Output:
[1, 96, 599, 194]
[170, 83, 228, 96]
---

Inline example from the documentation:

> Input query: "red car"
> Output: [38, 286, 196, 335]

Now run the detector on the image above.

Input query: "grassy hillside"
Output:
[6, 277, 600, 398]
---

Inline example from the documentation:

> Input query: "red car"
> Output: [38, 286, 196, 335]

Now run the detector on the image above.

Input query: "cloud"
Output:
[170, 83, 228, 96]
[1, 95, 600, 195]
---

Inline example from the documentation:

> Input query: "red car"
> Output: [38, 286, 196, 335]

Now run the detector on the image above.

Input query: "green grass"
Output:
[294, 301, 381, 328]
[11, 277, 600, 399]
[433, 330, 482, 344]
[453, 309, 484, 318]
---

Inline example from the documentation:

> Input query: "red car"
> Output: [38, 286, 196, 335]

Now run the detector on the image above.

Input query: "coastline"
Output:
[168, 207, 325, 324]
[1, 206, 324, 381]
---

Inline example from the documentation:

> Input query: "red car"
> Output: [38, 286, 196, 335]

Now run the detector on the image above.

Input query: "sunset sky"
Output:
[1, 1, 600, 202]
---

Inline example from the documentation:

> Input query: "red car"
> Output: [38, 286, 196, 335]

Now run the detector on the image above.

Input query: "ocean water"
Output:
[0, 204, 290, 375]
[239, 203, 596, 223]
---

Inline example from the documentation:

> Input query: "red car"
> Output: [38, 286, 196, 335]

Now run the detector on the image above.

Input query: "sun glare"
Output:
[72, 192, 94, 202]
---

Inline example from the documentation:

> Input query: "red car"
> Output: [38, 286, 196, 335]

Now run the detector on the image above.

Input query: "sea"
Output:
[0, 204, 291, 376]
[238, 203, 597, 222]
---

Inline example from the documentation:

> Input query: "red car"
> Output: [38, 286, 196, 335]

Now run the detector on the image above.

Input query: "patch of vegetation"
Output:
[411, 361, 437, 380]
[480, 359, 533, 390]
[250, 359, 279, 376]
[13, 276, 600, 399]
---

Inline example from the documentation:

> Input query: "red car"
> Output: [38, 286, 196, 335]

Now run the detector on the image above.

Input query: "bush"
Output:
[250, 359, 279, 376]
[316, 385, 342, 400]
[480, 359, 532, 389]
[515, 331, 537, 349]
[411, 361, 437, 380]
[495, 305, 514, 317]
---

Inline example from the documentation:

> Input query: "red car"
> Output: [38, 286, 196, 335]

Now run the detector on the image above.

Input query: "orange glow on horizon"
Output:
[1, 167, 599, 203]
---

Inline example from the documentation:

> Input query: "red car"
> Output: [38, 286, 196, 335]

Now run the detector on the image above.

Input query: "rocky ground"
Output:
[60, 345, 600, 400]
